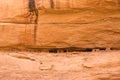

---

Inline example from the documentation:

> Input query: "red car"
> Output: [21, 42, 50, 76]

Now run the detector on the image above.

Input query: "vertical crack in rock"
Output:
[50, 0, 54, 8]
[27, 0, 38, 45]
[34, 10, 38, 45]
[118, 0, 120, 7]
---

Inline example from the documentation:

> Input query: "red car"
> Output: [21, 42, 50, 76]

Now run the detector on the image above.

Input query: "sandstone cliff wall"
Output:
[0, 0, 120, 50]
[0, 0, 28, 18]
[0, 0, 120, 19]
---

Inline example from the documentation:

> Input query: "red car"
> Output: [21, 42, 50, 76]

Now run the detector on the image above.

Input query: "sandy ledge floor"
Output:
[0, 51, 120, 80]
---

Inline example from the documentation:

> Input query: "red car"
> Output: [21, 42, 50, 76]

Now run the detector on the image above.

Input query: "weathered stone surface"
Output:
[0, 51, 120, 80]
[0, 0, 119, 18]
[0, 24, 34, 47]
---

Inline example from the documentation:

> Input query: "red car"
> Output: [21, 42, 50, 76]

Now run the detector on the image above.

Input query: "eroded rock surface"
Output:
[0, 51, 120, 80]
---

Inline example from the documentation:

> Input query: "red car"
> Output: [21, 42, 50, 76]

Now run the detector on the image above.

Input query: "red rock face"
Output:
[87, 0, 119, 9]
[0, 0, 119, 18]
